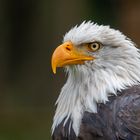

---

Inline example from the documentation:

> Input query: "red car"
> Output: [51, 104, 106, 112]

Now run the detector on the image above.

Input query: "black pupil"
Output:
[92, 44, 97, 48]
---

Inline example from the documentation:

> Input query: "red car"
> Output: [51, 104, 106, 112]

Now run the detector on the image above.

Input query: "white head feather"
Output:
[52, 21, 140, 136]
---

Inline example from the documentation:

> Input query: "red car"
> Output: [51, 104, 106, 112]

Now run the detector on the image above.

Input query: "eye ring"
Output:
[88, 42, 101, 52]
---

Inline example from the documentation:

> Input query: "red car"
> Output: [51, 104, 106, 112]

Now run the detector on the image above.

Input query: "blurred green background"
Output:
[0, 0, 140, 139]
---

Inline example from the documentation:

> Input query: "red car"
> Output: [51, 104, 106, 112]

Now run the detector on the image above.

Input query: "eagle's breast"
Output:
[52, 85, 140, 140]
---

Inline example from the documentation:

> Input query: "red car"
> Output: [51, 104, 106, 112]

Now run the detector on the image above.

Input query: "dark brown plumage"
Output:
[53, 85, 140, 140]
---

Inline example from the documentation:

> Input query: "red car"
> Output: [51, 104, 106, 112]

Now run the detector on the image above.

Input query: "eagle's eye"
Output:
[88, 42, 101, 52]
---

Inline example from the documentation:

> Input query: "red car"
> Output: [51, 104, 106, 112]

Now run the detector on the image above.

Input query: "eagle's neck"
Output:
[52, 49, 140, 136]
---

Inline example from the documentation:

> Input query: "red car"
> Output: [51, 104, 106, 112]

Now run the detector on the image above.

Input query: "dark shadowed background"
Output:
[0, 0, 140, 139]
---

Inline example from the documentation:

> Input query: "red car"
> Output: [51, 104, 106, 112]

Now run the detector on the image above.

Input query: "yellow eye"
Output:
[88, 42, 101, 52]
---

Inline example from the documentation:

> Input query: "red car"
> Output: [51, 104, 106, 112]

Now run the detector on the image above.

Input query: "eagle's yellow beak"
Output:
[51, 41, 94, 74]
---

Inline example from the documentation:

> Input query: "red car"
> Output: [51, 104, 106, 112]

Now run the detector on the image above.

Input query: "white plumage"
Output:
[52, 21, 140, 136]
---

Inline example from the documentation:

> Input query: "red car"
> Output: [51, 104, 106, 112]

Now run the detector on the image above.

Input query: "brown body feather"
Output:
[52, 85, 140, 140]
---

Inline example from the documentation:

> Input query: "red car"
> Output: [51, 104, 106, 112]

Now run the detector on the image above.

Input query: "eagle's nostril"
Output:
[66, 46, 71, 51]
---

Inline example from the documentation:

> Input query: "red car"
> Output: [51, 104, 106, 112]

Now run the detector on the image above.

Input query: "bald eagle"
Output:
[51, 21, 140, 140]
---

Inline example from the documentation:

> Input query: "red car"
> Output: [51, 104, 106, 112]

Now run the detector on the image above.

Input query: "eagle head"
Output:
[51, 21, 140, 135]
